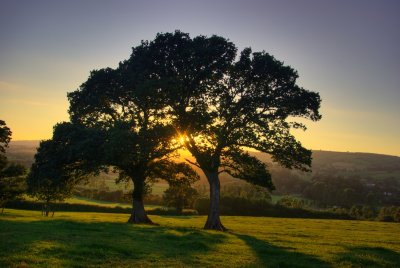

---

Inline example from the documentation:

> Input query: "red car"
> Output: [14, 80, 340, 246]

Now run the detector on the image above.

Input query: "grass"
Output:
[64, 196, 132, 208]
[1, 209, 400, 267]
[23, 195, 162, 210]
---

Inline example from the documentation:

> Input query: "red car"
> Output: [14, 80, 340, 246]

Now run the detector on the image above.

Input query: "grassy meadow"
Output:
[1, 209, 399, 267]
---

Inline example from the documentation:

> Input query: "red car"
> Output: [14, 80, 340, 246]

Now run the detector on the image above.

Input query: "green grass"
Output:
[64, 196, 131, 208]
[1, 210, 399, 267]
[23, 195, 162, 210]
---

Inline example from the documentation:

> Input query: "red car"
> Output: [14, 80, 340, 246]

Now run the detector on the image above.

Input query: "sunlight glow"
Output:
[178, 135, 189, 145]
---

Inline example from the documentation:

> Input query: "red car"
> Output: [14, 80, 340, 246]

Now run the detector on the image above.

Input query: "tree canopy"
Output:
[65, 47, 200, 223]
[116, 31, 321, 230]
[28, 123, 106, 215]
[0, 120, 26, 212]
[0, 120, 12, 155]
[35, 31, 321, 229]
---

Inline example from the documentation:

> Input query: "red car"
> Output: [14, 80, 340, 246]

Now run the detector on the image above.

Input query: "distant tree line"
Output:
[272, 172, 400, 208]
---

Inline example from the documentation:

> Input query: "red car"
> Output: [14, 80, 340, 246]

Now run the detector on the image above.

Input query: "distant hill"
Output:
[6, 140, 40, 168]
[6, 140, 400, 178]
[7, 140, 399, 206]
[250, 150, 400, 181]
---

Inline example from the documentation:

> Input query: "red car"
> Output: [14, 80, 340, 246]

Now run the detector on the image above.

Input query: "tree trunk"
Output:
[204, 171, 226, 231]
[177, 197, 183, 214]
[127, 178, 153, 224]
[42, 203, 48, 216]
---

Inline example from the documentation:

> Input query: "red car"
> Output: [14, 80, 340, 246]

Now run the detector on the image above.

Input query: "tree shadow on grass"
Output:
[232, 233, 331, 268]
[334, 246, 400, 268]
[0, 218, 226, 267]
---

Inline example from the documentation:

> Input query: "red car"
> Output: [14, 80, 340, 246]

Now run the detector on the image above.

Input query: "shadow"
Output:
[0, 217, 226, 267]
[233, 233, 331, 267]
[334, 246, 400, 267]
[157, 215, 198, 219]
[3, 213, 398, 267]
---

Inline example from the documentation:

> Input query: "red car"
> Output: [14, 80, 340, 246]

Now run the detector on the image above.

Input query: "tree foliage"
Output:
[159, 161, 200, 213]
[118, 31, 321, 230]
[0, 120, 26, 212]
[27, 123, 105, 215]
[0, 120, 12, 154]
[65, 41, 200, 223]
[47, 31, 321, 229]
[0, 164, 26, 212]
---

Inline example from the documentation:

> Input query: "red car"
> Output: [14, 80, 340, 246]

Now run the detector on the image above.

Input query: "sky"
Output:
[0, 0, 399, 156]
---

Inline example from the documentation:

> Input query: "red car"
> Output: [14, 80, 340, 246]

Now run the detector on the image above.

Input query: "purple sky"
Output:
[0, 0, 399, 155]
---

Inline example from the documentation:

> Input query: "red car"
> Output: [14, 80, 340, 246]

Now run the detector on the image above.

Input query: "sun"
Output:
[177, 134, 190, 145]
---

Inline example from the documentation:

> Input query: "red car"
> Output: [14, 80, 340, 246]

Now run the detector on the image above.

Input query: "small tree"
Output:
[28, 125, 104, 216]
[161, 162, 200, 213]
[377, 206, 400, 222]
[0, 120, 12, 171]
[0, 120, 26, 213]
[0, 120, 12, 154]
[277, 196, 305, 209]
[0, 164, 26, 213]
[28, 140, 76, 216]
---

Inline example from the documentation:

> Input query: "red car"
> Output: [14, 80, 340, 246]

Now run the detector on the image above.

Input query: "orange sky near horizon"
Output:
[1, 1, 399, 157]
[2, 83, 399, 157]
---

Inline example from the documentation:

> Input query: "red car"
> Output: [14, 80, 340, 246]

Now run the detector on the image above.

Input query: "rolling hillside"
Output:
[1, 209, 400, 267]
[5, 140, 400, 194]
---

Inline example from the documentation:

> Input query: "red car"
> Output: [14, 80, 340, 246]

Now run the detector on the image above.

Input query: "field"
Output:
[1, 209, 399, 267]
[64, 196, 132, 208]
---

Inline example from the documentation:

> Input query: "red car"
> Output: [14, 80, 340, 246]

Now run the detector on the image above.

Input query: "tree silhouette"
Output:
[0, 120, 26, 212]
[160, 162, 200, 213]
[67, 65, 197, 223]
[28, 123, 106, 216]
[63, 31, 320, 229]
[0, 120, 12, 154]
[123, 31, 321, 230]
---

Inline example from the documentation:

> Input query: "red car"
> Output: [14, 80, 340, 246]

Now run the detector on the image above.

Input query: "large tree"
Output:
[123, 31, 321, 230]
[67, 64, 197, 223]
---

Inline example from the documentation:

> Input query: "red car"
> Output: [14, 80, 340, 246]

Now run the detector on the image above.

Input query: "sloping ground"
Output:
[7, 140, 400, 178]
[1, 209, 400, 267]
[6, 141, 400, 197]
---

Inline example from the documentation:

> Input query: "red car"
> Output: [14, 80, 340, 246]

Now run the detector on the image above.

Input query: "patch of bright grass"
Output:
[65, 196, 161, 210]
[1, 209, 399, 267]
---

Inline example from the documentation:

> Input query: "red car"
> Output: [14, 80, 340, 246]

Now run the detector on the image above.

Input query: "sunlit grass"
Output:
[64, 196, 132, 208]
[1, 209, 399, 267]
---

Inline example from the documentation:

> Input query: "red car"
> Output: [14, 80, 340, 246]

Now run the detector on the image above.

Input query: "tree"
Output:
[0, 120, 26, 212]
[67, 62, 197, 223]
[28, 122, 106, 216]
[0, 164, 26, 213]
[161, 162, 200, 213]
[28, 139, 83, 216]
[124, 31, 321, 230]
[0, 120, 12, 172]
[0, 120, 12, 154]
[277, 196, 305, 209]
